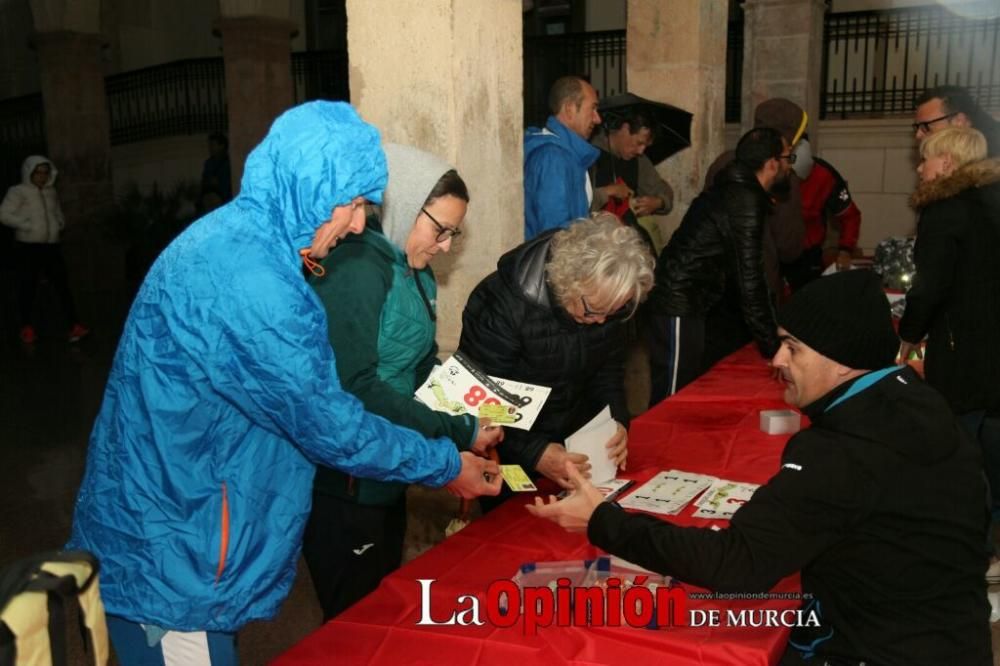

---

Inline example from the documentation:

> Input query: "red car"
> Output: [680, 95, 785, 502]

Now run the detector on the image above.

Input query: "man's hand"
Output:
[600, 183, 633, 200]
[536, 443, 590, 490]
[606, 422, 628, 470]
[525, 461, 604, 533]
[445, 451, 502, 499]
[898, 340, 922, 365]
[470, 418, 504, 456]
[631, 195, 662, 217]
[835, 249, 853, 271]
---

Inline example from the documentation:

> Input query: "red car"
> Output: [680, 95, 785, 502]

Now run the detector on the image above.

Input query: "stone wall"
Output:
[724, 118, 918, 252]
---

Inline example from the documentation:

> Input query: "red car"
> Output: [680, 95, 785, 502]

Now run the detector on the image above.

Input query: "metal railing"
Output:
[292, 49, 349, 103]
[0, 93, 46, 187]
[523, 30, 626, 127]
[106, 58, 227, 145]
[822, 5, 1000, 118]
[0, 49, 349, 161]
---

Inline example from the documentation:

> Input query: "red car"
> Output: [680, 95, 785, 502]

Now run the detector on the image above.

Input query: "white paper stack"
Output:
[618, 470, 717, 516]
[691, 479, 760, 519]
[565, 406, 619, 484]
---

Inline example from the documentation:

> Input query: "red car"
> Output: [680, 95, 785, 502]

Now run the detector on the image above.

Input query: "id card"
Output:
[500, 465, 538, 492]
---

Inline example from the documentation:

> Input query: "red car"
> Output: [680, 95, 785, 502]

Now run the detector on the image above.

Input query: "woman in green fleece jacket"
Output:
[302, 144, 504, 620]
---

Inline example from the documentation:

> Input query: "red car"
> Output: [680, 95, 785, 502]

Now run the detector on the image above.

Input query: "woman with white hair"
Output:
[458, 214, 655, 490]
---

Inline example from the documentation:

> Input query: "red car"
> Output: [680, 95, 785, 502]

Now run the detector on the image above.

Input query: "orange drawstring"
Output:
[299, 248, 325, 277]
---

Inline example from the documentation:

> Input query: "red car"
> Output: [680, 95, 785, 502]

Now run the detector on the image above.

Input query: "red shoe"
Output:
[68, 323, 90, 343]
[19, 325, 37, 344]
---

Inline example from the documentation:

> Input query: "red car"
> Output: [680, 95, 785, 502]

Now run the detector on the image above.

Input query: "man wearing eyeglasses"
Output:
[913, 85, 999, 156]
[646, 127, 790, 404]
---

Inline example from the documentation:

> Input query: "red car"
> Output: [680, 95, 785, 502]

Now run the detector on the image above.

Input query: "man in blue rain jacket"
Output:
[68, 102, 499, 663]
[524, 75, 602, 239]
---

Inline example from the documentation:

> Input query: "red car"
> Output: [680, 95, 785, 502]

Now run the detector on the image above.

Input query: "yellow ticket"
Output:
[500, 464, 538, 492]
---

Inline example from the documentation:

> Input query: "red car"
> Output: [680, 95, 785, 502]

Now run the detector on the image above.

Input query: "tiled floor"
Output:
[2, 279, 998, 665]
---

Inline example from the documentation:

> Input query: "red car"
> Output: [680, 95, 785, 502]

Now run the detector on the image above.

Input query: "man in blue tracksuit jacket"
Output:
[524, 75, 602, 239]
[67, 102, 500, 663]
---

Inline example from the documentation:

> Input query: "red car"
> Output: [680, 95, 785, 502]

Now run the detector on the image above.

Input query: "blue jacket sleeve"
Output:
[191, 265, 461, 487]
[525, 144, 579, 239]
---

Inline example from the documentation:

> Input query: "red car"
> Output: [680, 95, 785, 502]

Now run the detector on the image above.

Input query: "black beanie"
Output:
[777, 270, 899, 370]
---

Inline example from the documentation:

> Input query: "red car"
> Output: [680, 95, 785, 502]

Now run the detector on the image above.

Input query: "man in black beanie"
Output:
[529, 270, 992, 665]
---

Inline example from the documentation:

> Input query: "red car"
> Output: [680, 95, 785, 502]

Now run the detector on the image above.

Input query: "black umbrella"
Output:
[598, 93, 692, 164]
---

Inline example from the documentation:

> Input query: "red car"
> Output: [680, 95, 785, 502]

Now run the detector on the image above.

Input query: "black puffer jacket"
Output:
[590, 365, 991, 665]
[458, 232, 630, 472]
[899, 158, 1000, 416]
[650, 160, 779, 357]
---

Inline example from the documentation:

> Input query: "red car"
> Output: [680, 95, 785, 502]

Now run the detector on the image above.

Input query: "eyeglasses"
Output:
[911, 113, 956, 134]
[421, 207, 462, 243]
[580, 295, 631, 320]
[778, 152, 798, 164]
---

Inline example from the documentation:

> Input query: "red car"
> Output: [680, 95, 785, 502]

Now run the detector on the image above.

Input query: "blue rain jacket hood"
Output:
[67, 102, 461, 632]
[523, 115, 600, 239]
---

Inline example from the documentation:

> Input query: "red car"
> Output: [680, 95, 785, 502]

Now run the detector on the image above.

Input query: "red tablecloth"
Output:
[275, 346, 802, 666]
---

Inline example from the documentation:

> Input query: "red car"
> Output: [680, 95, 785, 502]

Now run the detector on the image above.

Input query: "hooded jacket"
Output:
[309, 144, 477, 506]
[458, 232, 630, 472]
[651, 159, 779, 358]
[524, 116, 600, 239]
[67, 103, 461, 632]
[899, 158, 1000, 416]
[0, 155, 65, 243]
[589, 365, 991, 665]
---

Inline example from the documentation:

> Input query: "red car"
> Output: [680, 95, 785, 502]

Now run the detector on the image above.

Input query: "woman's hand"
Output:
[606, 422, 628, 470]
[536, 443, 591, 490]
[470, 418, 504, 456]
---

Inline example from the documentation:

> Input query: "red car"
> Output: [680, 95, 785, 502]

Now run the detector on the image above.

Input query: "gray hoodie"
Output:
[379, 144, 454, 253]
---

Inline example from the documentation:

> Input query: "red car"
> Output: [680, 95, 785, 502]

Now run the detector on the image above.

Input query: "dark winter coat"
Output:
[458, 232, 631, 472]
[590, 365, 991, 665]
[650, 160, 779, 357]
[899, 158, 1000, 416]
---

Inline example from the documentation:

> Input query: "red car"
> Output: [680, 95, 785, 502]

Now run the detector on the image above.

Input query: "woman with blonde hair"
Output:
[458, 213, 655, 490]
[899, 126, 1000, 561]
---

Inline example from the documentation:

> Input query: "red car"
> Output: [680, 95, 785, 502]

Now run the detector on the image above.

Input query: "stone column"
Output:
[741, 0, 826, 145]
[347, 0, 523, 354]
[30, 0, 112, 228]
[626, 0, 727, 413]
[626, 0, 728, 234]
[216, 3, 297, 192]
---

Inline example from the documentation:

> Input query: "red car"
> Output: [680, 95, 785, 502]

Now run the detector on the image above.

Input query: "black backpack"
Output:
[0, 550, 108, 666]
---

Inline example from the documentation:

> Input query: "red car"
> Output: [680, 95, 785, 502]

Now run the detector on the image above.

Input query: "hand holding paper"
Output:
[565, 406, 620, 485]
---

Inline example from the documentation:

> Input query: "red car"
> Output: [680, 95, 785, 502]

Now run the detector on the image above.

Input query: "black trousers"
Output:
[647, 313, 706, 407]
[14, 241, 78, 326]
[301, 492, 407, 621]
[781, 245, 824, 293]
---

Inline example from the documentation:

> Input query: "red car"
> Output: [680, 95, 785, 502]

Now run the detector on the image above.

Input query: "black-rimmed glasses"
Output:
[421, 208, 462, 243]
[580, 295, 631, 320]
[912, 113, 956, 134]
[779, 152, 798, 164]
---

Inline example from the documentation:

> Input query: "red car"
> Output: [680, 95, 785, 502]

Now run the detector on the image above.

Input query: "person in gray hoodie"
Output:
[0, 155, 88, 343]
[303, 144, 504, 620]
